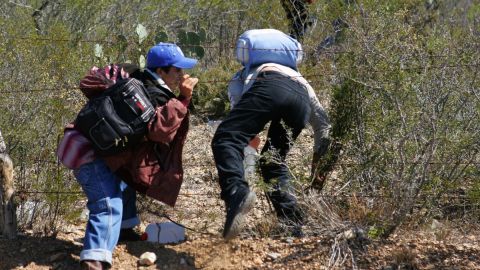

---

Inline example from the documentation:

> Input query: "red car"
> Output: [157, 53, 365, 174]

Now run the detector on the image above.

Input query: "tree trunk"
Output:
[0, 130, 16, 239]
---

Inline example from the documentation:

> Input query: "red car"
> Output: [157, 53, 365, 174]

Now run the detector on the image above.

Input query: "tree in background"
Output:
[280, 0, 315, 41]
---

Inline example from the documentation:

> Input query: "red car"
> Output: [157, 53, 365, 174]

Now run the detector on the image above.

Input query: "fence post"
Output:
[0, 130, 16, 239]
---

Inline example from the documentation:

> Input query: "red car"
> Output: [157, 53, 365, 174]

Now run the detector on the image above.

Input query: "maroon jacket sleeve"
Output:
[147, 97, 190, 143]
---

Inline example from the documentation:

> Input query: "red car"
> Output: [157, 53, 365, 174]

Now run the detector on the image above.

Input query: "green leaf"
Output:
[94, 43, 103, 58]
[136, 23, 148, 44]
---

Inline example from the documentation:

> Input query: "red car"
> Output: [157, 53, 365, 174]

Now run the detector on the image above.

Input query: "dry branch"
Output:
[0, 130, 16, 239]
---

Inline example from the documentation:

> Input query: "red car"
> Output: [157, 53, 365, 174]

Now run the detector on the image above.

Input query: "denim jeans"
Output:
[212, 71, 311, 222]
[74, 159, 140, 265]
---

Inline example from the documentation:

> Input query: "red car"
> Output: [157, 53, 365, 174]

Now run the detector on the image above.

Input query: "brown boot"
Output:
[81, 260, 109, 270]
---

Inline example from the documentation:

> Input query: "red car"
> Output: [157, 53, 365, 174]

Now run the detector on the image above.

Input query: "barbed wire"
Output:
[14, 188, 479, 200]
[8, 156, 480, 167]
[2, 35, 319, 51]
[3, 35, 479, 56]
[0, 62, 478, 95]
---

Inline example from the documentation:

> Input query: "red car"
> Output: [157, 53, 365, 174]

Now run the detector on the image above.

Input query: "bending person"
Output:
[212, 29, 330, 240]
[58, 43, 198, 269]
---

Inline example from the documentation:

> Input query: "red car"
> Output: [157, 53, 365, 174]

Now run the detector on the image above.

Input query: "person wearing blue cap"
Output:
[58, 42, 198, 270]
[144, 42, 199, 103]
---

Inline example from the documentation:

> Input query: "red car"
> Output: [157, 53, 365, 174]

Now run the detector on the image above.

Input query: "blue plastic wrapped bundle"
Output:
[235, 29, 303, 72]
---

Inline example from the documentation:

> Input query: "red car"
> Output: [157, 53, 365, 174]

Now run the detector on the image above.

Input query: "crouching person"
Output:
[211, 29, 331, 240]
[57, 43, 198, 269]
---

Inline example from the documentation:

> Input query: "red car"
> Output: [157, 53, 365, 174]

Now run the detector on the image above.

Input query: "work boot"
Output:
[223, 187, 256, 240]
[81, 260, 109, 270]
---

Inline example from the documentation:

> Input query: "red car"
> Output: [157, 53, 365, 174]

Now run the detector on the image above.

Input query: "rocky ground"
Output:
[1, 119, 479, 269]
[1, 224, 479, 269]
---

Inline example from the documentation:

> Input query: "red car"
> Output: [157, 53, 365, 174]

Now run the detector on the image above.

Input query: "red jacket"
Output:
[58, 95, 190, 207]
[104, 97, 190, 207]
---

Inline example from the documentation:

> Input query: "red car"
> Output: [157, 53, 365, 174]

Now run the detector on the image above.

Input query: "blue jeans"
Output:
[74, 159, 140, 265]
[212, 71, 310, 223]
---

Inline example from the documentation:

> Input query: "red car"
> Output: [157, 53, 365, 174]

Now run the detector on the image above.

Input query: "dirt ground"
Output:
[1, 225, 479, 269]
[1, 119, 479, 269]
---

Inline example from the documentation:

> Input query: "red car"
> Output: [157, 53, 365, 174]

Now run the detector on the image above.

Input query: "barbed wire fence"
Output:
[0, 34, 479, 238]
[0, 65, 478, 95]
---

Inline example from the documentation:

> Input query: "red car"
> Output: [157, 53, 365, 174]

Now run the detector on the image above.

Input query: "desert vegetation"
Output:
[0, 0, 479, 269]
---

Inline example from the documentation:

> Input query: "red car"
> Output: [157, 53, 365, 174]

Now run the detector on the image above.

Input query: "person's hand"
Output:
[179, 74, 198, 99]
[311, 151, 327, 190]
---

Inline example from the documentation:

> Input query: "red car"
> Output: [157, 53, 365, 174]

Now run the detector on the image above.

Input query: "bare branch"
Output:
[7, 1, 35, 10]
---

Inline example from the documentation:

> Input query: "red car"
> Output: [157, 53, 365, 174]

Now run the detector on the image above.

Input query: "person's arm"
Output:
[307, 86, 331, 189]
[147, 74, 198, 143]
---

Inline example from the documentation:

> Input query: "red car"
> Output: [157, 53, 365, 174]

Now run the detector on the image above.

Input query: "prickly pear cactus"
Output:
[136, 24, 148, 44]
[177, 28, 206, 59]
[154, 31, 169, 43]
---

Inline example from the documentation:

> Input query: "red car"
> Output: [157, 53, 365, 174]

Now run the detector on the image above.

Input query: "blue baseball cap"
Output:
[146, 43, 198, 69]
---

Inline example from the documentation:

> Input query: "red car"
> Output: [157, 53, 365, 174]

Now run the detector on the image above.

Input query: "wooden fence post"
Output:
[0, 130, 16, 239]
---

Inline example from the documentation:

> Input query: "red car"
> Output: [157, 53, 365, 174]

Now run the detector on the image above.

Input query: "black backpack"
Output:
[75, 78, 155, 156]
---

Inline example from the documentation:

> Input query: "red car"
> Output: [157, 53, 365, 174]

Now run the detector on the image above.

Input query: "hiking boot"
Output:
[118, 228, 142, 242]
[223, 188, 256, 240]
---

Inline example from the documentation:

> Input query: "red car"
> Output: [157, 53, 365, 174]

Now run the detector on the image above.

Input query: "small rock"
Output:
[138, 252, 157, 266]
[342, 229, 355, 240]
[284, 237, 294, 244]
[20, 248, 27, 253]
[179, 258, 186, 265]
[267, 252, 281, 260]
[254, 257, 263, 265]
[431, 219, 442, 230]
